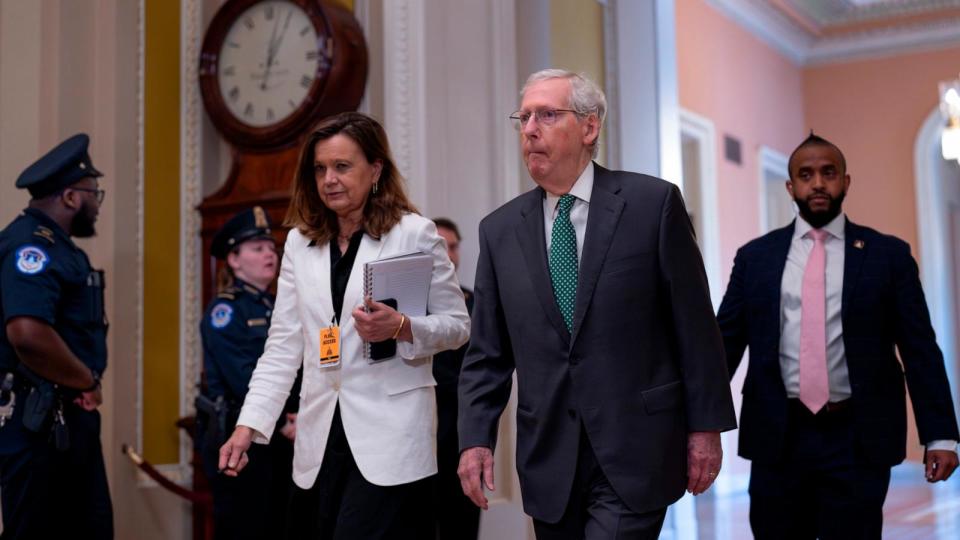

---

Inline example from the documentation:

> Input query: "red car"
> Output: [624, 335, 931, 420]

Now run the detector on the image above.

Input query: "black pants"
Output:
[533, 428, 667, 540]
[433, 386, 480, 540]
[0, 407, 113, 540]
[749, 401, 891, 540]
[202, 431, 294, 540]
[285, 406, 433, 540]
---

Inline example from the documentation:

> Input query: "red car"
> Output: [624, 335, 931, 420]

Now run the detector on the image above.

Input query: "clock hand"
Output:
[268, 10, 294, 77]
[261, 12, 282, 90]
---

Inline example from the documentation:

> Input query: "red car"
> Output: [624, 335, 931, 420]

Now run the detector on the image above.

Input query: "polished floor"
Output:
[694, 462, 960, 539]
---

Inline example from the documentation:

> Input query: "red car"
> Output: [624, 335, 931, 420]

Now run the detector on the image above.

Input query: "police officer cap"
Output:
[15, 133, 103, 198]
[211, 206, 274, 259]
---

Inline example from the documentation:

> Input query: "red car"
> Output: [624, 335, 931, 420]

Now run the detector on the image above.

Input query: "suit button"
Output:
[568, 409, 577, 420]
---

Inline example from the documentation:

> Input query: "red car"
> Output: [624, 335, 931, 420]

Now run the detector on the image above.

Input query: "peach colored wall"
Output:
[803, 46, 960, 257]
[676, 0, 806, 278]
[678, 0, 960, 466]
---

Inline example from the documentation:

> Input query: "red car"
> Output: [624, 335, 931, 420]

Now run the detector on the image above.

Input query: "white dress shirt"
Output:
[544, 161, 593, 265]
[780, 213, 850, 401]
[780, 213, 956, 452]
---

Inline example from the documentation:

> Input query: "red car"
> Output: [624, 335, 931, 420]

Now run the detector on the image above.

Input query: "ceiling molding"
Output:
[703, 0, 811, 64]
[705, 0, 960, 65]
[807, 16, 960, 65]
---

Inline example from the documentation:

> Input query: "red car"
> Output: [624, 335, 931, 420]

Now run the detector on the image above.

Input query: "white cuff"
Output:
[926, 440, 958, 453]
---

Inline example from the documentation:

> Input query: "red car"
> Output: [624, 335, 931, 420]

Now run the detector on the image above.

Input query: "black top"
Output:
[0, 208, 107, 375]
[329, 231, 364, 323]
[0, 207, 108, 454]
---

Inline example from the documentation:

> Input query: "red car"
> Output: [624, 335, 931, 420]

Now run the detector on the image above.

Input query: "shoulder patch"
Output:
[14, 245, 50, 275]
[210, 302, 234, 329]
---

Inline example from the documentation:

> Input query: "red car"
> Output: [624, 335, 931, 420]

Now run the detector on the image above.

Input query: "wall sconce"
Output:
[940, 77, 960, 164]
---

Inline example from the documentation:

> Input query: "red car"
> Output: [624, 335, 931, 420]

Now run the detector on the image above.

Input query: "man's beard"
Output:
[794, 190, 845, 229]
[70, 203, 98, 238]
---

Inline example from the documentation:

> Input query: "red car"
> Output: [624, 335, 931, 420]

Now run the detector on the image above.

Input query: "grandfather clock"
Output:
[198, 0, 368, 305]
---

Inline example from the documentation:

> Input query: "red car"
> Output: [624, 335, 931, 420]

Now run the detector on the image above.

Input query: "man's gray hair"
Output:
[521, 69, 606, 158]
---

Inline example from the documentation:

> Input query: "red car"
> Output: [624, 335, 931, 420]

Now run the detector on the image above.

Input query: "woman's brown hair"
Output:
[216, 265, 235, 293]
[284, 112, 418, 243]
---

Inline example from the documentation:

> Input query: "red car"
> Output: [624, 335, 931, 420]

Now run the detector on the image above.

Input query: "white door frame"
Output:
[757, 145, 791, 233]
[679, 108, 723, 309]
[914, 108, 959, 409]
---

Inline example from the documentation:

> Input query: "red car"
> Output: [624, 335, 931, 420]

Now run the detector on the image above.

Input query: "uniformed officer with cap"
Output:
[0, 133, 112, 538]
[198, 207, 298, 540]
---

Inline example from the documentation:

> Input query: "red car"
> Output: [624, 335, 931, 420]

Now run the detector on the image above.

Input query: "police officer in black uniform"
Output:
[197, 207, 297, 540]
[0, 133, 112, 539]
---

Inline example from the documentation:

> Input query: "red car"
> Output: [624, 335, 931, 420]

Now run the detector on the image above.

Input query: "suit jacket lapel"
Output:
[842, 218, 866, 321]
[341, 232, 386, 331]
[570, 166, 624, 345]
[763, 222, 795, 347]
[516, 188, 571, 345]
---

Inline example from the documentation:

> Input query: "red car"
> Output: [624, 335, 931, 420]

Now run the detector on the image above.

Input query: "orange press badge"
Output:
[319, 325, 341, 366]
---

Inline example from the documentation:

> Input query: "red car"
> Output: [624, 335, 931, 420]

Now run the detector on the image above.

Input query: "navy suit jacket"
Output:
[458, 164, 737, 521]
[717, 218, 959, 466]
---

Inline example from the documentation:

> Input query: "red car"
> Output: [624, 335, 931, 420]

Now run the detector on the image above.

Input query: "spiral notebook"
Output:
[363, 251, 432, 360]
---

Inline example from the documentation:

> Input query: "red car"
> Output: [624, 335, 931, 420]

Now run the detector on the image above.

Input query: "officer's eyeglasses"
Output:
[509, 108, 579, 130]
[71, 187, 106, 204]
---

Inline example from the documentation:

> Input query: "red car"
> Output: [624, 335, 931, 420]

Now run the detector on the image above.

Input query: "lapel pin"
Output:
[853, 239, 865, 249]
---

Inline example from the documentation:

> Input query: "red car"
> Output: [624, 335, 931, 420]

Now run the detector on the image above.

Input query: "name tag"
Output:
[320, 325, 341, 367]
[247, 318, 267, 327]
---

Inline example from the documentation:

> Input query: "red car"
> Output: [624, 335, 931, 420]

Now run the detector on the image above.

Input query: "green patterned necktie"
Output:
[550, 194, 578, 331]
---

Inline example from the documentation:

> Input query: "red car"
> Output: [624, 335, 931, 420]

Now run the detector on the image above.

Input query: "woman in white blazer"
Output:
[218, 112, 470, 538]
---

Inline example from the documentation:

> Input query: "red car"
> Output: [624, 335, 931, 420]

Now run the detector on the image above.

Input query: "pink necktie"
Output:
[799, 228, 829, 413]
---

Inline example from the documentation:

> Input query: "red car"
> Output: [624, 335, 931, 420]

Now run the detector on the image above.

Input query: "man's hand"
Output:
[73, 387, 102, 411]
[280, 413, 297, 441]
[925, 449, 958, 482]
[219, 426, 254, 477]
[458, 446, 495, 510]
[687, 431, 722, 495]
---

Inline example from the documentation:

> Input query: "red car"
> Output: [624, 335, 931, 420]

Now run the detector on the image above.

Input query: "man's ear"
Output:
[582, 114, 600, 147]
[60, 188, 81, 210]
[784, 180, 794, 198]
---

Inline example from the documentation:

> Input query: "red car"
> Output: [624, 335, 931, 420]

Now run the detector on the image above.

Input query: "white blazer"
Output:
[236, 213, 470, 488]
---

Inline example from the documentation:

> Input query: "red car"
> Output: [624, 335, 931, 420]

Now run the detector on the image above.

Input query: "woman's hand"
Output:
[218, 426, 254, 477]
[352, 297, 412, 342]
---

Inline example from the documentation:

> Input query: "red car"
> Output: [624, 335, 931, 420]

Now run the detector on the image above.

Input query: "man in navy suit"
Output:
[458, 69, 736, 539]
[717, 133, 959, 539]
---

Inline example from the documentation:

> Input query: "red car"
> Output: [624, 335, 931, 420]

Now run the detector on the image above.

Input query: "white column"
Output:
[382, 0, 429, 214]
[608, 0, 681, 186]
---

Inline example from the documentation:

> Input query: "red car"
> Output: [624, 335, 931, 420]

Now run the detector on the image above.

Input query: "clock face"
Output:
[217, 1, 323, 128]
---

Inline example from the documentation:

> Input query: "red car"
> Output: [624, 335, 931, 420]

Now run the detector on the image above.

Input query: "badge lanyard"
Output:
[319, 316, 341, 367]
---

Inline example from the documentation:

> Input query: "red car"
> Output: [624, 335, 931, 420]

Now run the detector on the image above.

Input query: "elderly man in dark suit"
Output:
[457, 69, 737, 540]
[717, 133, 959, 539]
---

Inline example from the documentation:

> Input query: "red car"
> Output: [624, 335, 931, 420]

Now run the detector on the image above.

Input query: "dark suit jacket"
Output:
[458, 164, 737, 522]
[717, 218, 959, 466]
